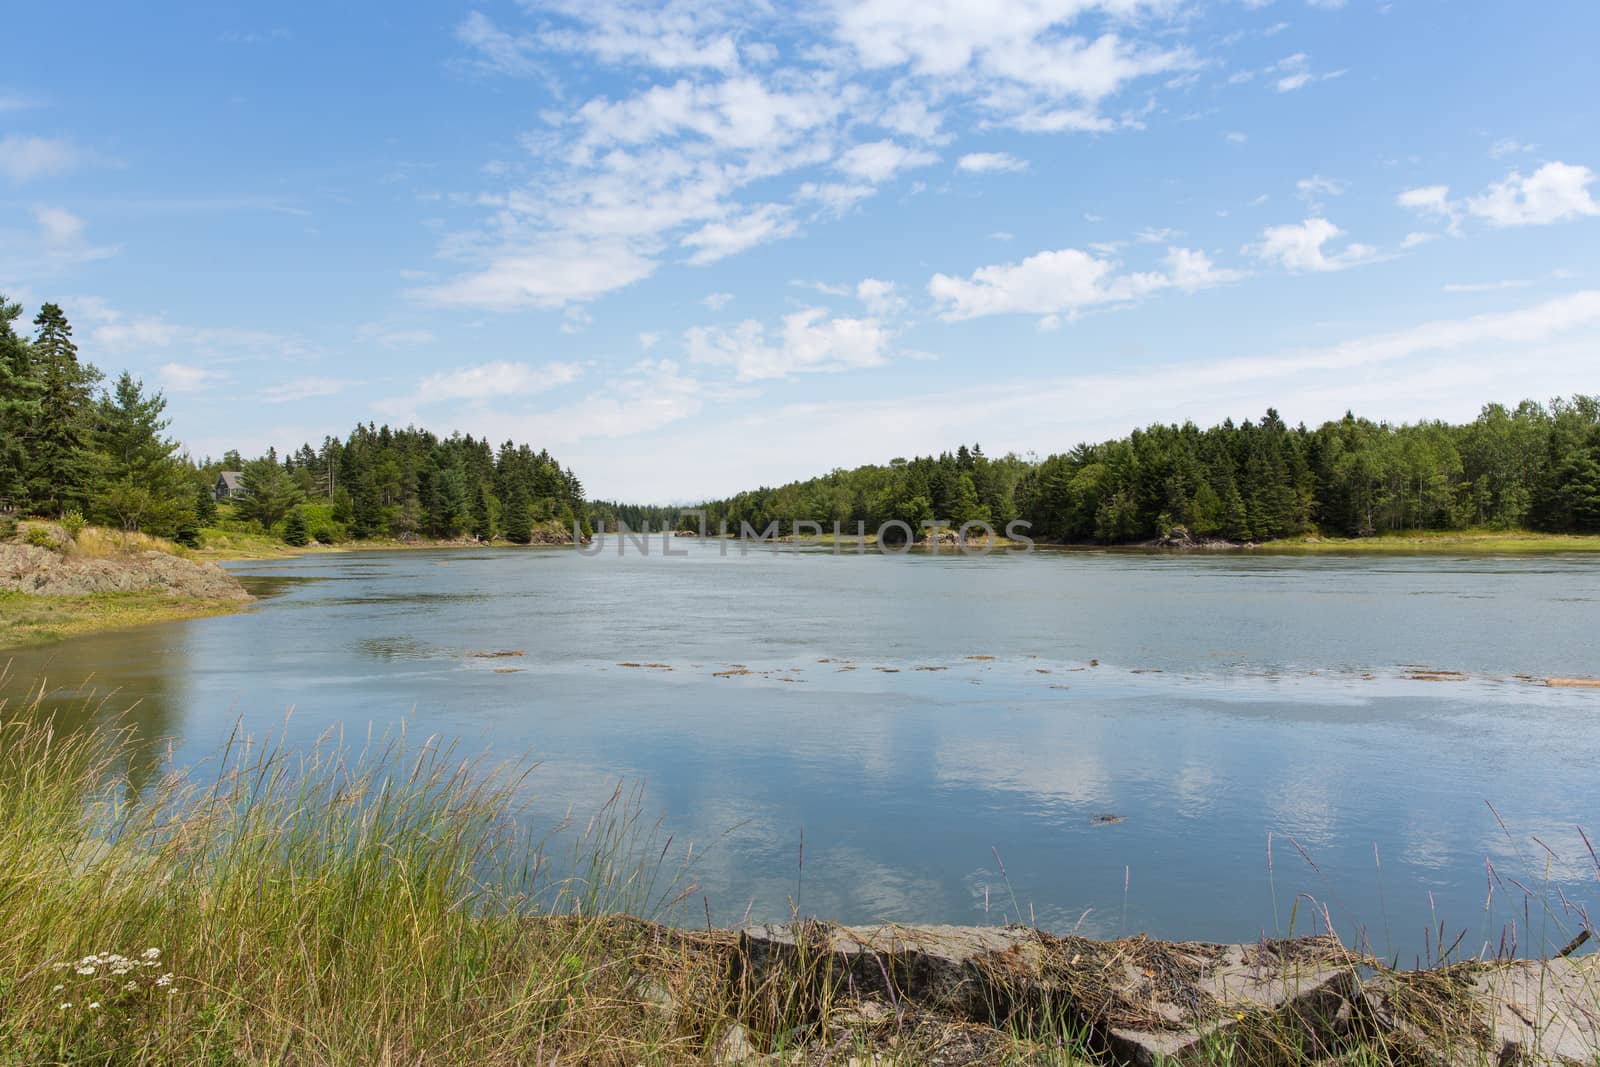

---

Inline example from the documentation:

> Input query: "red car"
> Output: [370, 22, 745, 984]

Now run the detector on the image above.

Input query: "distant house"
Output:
[214, 471, 249, 501]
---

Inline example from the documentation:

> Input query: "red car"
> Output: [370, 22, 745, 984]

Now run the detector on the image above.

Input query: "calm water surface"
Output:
[6, 540, 1599, 961]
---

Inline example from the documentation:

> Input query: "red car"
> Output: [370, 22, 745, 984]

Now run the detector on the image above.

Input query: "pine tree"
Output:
[92, 372, 193, 534]
[24, 303, 100, 516]
[504, 488, 532, 544]
[0, 294, 41, 508]
[282, 507, 310, 546]
[238, 452, 304, 530]
[472, 482, 494, 541]
[194, 481, 218, 525]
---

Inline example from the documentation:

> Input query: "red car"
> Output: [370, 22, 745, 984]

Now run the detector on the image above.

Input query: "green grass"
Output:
[1256, 528, 1600, 553]
[0, 590, 247, 650]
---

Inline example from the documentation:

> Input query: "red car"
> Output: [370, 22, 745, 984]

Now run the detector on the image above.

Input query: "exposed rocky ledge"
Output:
[635, 920, 1599, 1065]
[0, 535, 250, 600]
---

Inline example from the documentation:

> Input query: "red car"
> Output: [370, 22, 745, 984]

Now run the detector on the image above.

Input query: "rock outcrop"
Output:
[0, 541, 251, 600]
[723, 922, 1600, 1065]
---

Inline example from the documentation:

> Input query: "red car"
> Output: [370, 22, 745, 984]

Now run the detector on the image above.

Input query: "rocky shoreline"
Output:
[0, 539, 251, 599]
[641, 919, 1600, 1065]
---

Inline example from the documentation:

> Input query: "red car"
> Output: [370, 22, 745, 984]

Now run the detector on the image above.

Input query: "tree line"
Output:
[0, 294, 588, 545]
[686, 400, 1600, 543]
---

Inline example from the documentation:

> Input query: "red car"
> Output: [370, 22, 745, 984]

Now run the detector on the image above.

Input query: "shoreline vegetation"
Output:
[0, 522, 251, 649]
[1, 708, 1594, 1066]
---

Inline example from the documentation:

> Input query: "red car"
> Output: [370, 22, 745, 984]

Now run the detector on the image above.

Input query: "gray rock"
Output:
[1105, 941, 1359, 1066]
[1364, 955, 1600, 1066]
[714, 1021, 757, 1064]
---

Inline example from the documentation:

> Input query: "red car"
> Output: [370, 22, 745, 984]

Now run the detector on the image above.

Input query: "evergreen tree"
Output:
[194, 481, 218, 525]
[237, 452, 304, 530]
[24, 303, 100, 516]
[504, 488, 533, 544]
[91, 372, 193, 534]
[282, 507, 310, 547]
[0, 294, 42, 508]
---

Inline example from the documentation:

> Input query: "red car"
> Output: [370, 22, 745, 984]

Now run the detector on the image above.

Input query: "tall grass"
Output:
[0, 691, 724, 1065]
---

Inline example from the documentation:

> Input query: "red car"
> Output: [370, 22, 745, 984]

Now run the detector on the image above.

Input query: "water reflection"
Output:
[2, 542, 1597, 959]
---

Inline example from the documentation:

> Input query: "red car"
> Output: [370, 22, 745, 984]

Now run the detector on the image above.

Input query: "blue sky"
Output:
[3, 0, 1598, 502]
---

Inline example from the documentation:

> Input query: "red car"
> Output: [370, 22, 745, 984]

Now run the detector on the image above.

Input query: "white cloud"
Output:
[1295, 174, 1346, 210]
[1398, 163, 1599, 234]
[796, 180, 878, 216]
[834, 140, 938, 183]
[431, 0, 1208, 314]
[1400, 231, 1438, 249]
[1245, 218, 1375, 272]
[1441, 279, 1533, 294]
[418, 239, 655, 310]
[545, 359, 709, 440]
[956, 151, 1028, 173]
[856, 278, 906, 316]
[356, 324, 436, 349]
[579, 291, 1600, 502]
[1489, 137, 1535, 159]
[638, 331, 661, 350]
[412, 360, 585, 404]
[1397, 184, 1453, 217]
[157, 363, 229, 394]
[526, 1, 743, 72]
[830, 0, 1194, 131]
[1225, 130, 1248, 143]
[261, 377, 356, 404]
[682, 203, 797, 264]
[0, 135, 85, 183]
[6, 206, 120, 272]
[1467, 162, 1599, 227]
[928, 243, 1241, 321]
[686, 308, 892, 380]
[1272, 52, 1343, 92]
[1164, 247, 1247, 291]
[702, 291, 734, 310]
[454, 12, 543, 77]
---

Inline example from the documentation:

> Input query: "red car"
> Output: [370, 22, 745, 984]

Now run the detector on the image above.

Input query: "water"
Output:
[6, 539, 1599, 962]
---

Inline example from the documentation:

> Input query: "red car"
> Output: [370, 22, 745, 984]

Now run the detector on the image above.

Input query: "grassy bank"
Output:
[0, 525, 252, 650]
[1256, 529, 1600, 554]
[1, 700, 1592, 1065]
[0, 590, 246, 649]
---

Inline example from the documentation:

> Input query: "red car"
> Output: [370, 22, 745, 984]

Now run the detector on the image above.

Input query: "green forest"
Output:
[687, 399, 1600, 544]
[6, 292, 1600, 550]
[0, 294, 587, 546]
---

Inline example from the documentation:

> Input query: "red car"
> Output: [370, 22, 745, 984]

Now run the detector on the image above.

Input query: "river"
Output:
[5, 538, 1597, 963]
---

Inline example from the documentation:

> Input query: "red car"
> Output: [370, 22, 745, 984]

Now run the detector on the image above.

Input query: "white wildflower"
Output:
[124, 981, 138, 992]
[141, 948, 161, 960]
[59, 1003, 71, 1011]
[88, 1001, 100, 1010]
[52, 984, 64, 993]
[154, 973, 173, 987]
[75, 966, 96, 976]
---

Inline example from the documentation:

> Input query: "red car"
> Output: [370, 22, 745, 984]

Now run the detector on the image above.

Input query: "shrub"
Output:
[282, 508, 310, 547]
[310, 523, 340, 546]
[24, 527, 62, 551]
[61, 510, 86, 541]
[0, 515, 16, 541]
